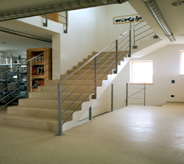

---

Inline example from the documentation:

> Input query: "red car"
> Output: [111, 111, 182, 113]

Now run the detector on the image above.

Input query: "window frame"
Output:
[180, 50, 184, 75]
[130, 60, 153, 85]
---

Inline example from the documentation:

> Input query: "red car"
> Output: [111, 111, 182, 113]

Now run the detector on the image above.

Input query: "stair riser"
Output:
[79, 60, 121, 66]
[19, 99, 81, 110]
[7, 108, 72, 120]
[0, 117, 57, 132]
[46, 80, 102, 86]
[73, 65, 115, 70]
[60, 74, 107, 80]
[38, 86, 94, 93]
[67, 69, 113, 74]
[29, 92, 91, 101]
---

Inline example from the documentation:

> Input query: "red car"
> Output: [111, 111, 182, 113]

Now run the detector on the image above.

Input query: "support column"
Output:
[52, 33, 61, 80]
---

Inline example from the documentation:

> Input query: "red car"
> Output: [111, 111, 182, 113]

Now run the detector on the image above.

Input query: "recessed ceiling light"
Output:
[2, 42, 9, 44]
[172, 1, 184, 6]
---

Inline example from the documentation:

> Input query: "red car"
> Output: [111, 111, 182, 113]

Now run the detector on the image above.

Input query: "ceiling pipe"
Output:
[0, 0, 129, 22]
[0, 26, 52, 43]
[143, 0, 176, 42]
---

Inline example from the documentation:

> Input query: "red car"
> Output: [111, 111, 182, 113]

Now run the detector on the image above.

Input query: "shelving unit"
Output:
[27, 47, 52, 93]
[0, 64, 27, 104]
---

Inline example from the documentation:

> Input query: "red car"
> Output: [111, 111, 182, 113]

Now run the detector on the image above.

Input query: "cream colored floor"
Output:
[0, 103, 184, 164]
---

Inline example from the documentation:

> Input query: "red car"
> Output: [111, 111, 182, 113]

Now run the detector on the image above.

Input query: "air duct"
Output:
[0, 0, 128, 22]
[143, 0, 176, 42]
[0, 26, 52, 43]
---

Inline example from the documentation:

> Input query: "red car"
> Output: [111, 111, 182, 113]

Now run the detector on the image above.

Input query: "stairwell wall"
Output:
[106, 45, 184, 106]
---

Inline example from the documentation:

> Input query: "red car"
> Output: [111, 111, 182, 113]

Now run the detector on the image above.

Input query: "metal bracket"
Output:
[43, 15, 48, 27]
[64, 11, 68, 34]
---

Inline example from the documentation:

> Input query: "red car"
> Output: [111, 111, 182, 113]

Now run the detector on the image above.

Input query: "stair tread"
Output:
[7, 106, 72, 112]
[0, 114, 58, 123]
[20, 98, 82, 103]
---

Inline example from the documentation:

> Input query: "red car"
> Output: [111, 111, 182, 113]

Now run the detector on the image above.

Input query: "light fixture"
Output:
[172, 1, 184, 6]
[143, 0, 176, 42]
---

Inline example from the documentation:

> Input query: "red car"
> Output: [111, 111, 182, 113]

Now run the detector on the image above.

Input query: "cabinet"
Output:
[27, 47, 52, 92]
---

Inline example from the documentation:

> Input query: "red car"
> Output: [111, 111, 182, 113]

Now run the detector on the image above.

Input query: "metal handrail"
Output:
[56, 30, 130, 135]
[57, 30, 129, 86]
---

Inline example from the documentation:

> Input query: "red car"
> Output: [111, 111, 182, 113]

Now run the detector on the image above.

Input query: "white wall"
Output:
[106, 2, 137, 42]
[59, 6, 108, 75]
[107, 45, 184, 106]
[58, 2, 138, 75]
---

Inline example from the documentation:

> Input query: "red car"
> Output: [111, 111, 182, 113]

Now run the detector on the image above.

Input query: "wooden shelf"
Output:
[27, 47, 52, 93]
[32, 61, 44, 65]
[32, 75, 44, 79]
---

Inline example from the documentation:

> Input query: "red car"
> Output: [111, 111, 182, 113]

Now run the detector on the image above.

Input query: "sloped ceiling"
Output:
[129, 0, 184, 44]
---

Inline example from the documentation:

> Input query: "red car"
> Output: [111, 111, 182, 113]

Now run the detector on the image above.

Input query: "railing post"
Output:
[111, 84, 114, 112]
[144, 83, 146, 106]
[128, 22, 132, 57]
[17, 66, 20, 99]
[30, 60, 32, 92]
[89, 106, 92, 120]
[126, 83, 128, 106]
[133, 21, 137, 49]
[5, 72, 8, 103]
[43, 14, 48, 27]
[114, 40, 118, 74]
[92, 57, 97, 99]
[56, 83, 64, 136]
[64, 11, 68, 34]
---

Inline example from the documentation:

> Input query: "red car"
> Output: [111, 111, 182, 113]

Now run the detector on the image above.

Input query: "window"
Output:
[180, 51, 184, 75]
[130, 61, 153, 84]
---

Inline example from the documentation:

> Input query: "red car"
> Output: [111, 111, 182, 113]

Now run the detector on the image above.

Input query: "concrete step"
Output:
[0, 115, 58, 132]
[29, 92, 91, 101]
[7, 106, 73, 120]
[46, 79, 103, 86]
[19, 98, 82, 111]
[67, 68, 113, 74]
[80, 59, 122, 66]
[73, 64, 115, 70]
[38, 85, 94, 93]
[60, 73, 108, 80]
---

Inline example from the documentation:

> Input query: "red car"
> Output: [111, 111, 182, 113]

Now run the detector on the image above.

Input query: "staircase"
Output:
[0, 51, 128, 132]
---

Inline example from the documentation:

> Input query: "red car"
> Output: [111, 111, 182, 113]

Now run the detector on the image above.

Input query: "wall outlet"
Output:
[171, 95, 174, 97]
[171, 80, 175, 83]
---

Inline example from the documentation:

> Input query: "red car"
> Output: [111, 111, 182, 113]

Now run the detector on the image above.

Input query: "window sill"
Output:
[130, 83, 153, 85]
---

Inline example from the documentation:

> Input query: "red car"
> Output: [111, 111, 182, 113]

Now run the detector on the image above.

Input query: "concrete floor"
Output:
[0, 103, 184, 164]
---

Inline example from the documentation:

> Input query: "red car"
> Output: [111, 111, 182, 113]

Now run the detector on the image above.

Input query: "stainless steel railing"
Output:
[42, 12, 68, 33]
[56, 29, 131, 136]
[75, 83, 146, 126]
[132, 20, 156, 49]
[0, 49, 52, 110]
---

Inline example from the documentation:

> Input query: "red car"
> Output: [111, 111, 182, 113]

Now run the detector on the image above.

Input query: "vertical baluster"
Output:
[126, 83, 128, 106]
[56, 83, 63, 136]
[89, 106, 92, 120]
[129, 22, 132, 57]
[93, 57, 97, 99]
[114, 40, 118, 74]
[111, 84, 114, 112]
[133, 21, 137, 49]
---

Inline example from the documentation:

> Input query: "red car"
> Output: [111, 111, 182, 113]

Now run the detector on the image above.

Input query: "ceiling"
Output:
[0, 0, 183, 57]
[129, 0, 184, 45]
